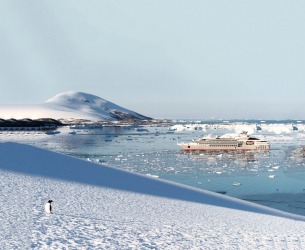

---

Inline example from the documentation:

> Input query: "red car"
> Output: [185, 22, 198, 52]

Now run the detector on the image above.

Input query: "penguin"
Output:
[45, 200, 53, 214]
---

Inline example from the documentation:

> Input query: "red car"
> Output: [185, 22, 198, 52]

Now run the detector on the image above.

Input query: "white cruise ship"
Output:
[178, 132, 270, 151]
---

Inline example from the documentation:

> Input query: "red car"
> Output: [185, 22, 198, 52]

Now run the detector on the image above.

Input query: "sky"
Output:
[0, 1, 305, 120]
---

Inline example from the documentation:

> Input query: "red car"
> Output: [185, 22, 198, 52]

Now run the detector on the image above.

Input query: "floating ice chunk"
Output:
[272, 166, 280, 170]
[269, 175, 276, 178]
[170, 125, 186, 131]
[146, 174, 159, 178]
[233, 182, 241, 186]
[215, 171, 222, 175]
[262, 124, 293, 134]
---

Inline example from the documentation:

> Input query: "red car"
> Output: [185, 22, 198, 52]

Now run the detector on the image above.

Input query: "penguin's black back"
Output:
[48, 200, 53, 212]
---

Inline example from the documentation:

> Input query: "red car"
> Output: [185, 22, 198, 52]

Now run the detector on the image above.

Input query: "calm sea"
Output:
[2, 120, 305, 216]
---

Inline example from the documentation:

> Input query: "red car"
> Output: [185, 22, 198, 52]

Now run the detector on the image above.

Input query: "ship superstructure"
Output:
[178, 132, 270, 151]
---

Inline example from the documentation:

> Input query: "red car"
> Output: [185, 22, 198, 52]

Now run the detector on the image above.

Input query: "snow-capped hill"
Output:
[46, 91, 110, 107]
[45, 91, 150, 121]
[0, 91, 151, 122]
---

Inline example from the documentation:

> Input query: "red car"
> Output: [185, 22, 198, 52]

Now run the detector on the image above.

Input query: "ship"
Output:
[177, 132, 270, 151]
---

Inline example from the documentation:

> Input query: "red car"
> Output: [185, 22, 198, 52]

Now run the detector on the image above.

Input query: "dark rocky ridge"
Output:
[0, 118, 63, 130]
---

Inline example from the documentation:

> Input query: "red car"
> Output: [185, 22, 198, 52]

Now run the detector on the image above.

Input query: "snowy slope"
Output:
[0, 91, 150, 121]
[1, 142, 305, 249]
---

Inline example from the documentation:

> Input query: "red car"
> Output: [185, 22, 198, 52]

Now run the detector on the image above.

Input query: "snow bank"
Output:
[1, 142, 305, 248]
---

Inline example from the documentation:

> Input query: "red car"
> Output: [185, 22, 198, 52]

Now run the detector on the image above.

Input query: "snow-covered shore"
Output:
[1, 142, 305, 249]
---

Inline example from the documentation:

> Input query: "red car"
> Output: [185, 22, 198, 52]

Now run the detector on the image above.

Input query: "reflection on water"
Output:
[182, 150, 270, 170]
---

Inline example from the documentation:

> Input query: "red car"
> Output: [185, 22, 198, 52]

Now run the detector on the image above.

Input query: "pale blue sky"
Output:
[0, 1, 304, 119]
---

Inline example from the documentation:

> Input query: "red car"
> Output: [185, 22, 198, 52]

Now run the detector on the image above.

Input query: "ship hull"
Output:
[178, 144, 270, 151]
[178, 142, 270, 151]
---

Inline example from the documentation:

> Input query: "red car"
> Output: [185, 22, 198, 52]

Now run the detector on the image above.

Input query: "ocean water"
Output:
[2, 120, 305, 216]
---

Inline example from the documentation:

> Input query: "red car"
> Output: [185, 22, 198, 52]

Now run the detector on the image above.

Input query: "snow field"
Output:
[1, 142, 305, 249]
[13, 173, 305, 249]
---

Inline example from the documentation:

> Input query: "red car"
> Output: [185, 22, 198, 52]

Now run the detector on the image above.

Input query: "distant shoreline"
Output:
[0, 118, 304, 131]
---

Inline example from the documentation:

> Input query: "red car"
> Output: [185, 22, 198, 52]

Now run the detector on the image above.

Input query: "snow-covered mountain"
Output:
[0, 91, 151, 122]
